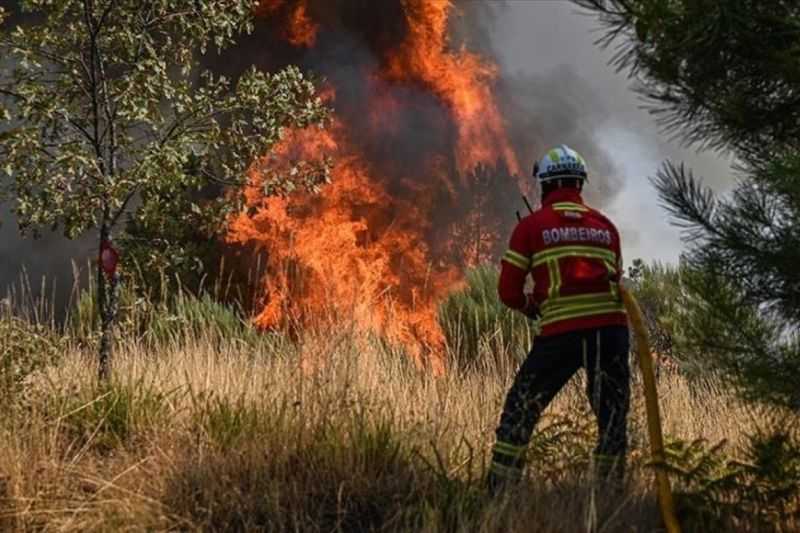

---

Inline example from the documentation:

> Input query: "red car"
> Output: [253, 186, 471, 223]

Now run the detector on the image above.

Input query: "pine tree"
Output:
[575, 0, 800, 409]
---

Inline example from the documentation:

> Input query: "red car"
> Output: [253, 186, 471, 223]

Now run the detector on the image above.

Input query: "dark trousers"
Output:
[489, 325, 631, 486]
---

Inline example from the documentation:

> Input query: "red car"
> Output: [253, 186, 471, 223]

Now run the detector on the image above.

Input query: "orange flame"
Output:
[384, 0, 520, 175]
[229, 1, 522, 370]
[256, 0, 319, 47]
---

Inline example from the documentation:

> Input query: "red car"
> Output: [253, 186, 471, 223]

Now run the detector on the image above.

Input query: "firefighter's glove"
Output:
[521, 293, 540, 320]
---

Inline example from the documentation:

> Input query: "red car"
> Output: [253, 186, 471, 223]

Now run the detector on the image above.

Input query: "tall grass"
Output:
[0, 273, 797, 531]
[438, 265, 537, 372]
[65, 263, 277, 352]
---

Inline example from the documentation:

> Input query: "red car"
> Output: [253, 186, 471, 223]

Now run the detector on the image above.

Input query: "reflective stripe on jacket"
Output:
[498, 188, 627, 336]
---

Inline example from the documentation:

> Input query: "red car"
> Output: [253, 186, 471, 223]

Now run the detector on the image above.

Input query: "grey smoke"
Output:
[489, 0, 734, 262]
[451, 1, 622, 203]
[447, 0, 732, 262]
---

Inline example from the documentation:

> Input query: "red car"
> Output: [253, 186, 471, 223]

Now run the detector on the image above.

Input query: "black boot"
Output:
[486, 455, 523, 496]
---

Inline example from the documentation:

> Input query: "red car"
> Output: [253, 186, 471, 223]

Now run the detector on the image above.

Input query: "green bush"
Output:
[145, 291, 258, 347]
[67, 272, 266, 350]
[67, 275, 152, 345]
[0, 315, 64, 398]
[664, 422, 800, 530]
[626, 259, 685, 360]
[438, 266, 537, 371]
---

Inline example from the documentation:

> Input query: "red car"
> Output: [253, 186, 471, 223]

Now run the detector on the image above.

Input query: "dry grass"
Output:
[0, 319, 796, 532]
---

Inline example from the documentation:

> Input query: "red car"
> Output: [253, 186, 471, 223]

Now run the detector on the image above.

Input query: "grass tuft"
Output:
[56, 378, 173, 453]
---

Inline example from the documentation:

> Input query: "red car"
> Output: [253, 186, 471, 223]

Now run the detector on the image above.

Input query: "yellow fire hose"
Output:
[620, 287, 682, 533]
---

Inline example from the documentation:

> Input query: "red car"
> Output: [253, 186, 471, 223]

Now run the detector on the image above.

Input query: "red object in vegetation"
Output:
[100, 241, 119, 277]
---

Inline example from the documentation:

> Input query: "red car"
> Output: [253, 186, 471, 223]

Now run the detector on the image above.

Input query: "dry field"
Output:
[1, 313, 795, 533]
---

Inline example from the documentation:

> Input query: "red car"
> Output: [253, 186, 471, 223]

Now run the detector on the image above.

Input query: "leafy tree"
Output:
[0, 1, 330, 380]
[576, 0, 800, 409]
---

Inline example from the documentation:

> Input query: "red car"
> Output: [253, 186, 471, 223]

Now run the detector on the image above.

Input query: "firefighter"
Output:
[488, 144, 630, 494]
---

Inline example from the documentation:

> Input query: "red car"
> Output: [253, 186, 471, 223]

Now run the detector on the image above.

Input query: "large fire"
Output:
[226, 0, 525, 370]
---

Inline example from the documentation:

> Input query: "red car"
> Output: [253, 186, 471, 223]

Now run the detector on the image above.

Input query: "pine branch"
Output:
[652, 161, 718, 241]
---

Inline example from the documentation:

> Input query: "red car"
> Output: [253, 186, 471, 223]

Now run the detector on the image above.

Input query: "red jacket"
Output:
[499, 188, 627, 337]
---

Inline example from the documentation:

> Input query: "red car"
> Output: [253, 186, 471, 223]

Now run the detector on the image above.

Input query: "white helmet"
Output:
[533, 144, 588, 183]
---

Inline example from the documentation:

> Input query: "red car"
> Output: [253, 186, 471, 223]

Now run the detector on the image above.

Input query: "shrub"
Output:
[626, 259, 684, 360]
[67, 276, 152, 346]
[664, 421, 800, 530]
[145, 291, 258, 347]
[0, 315, 64, 399]
[68, 274, 266, 351]
[438, 266, 537, 371]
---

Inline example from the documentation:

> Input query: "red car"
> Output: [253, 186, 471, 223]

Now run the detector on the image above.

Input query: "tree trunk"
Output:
[97, 223, 119, 382]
